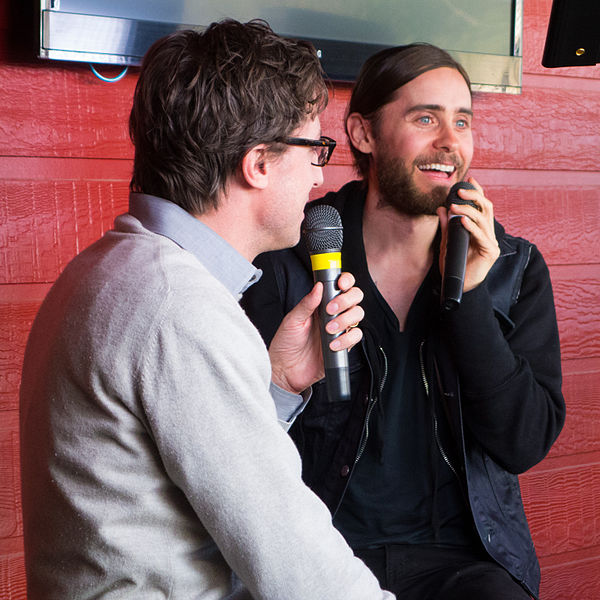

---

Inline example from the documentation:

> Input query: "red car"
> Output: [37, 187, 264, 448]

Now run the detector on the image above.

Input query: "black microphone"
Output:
[302, 205, 351, 402]
[441, 181, 477, 311]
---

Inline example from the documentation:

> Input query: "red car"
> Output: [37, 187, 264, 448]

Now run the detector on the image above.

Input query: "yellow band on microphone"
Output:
[310, 252, 342, 271]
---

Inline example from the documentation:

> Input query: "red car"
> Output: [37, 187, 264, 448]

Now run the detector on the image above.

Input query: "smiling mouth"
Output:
[417, 163, 456, 178]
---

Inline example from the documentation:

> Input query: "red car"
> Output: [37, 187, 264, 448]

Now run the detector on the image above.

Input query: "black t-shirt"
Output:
[333, 209, 477, 550]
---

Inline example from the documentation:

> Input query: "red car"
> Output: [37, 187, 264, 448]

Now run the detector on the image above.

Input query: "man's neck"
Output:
[195, 192, 259, 262]
[362, 189, 439, 263]
[362, 189, 439, 330]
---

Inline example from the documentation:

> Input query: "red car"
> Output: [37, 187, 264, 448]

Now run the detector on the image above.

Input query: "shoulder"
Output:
[488, 220, 551, 321]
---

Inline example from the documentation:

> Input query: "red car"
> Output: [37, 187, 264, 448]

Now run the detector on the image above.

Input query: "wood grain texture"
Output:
[1, 179, 129, 283]
[0, 63, 136, 159]
[0, 537, 26, 600]
[540, 555, 600, 600]
[551, 270, 600, 362]
[317, 86, 600, 173]
[521, 462, 600, 558]
[0, 288, 47, 412]
[549, 371, 600, 458]
[0, 410, 21, 539]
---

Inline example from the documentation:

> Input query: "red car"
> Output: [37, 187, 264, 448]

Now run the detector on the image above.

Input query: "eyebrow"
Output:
[407, 103, 474, 117]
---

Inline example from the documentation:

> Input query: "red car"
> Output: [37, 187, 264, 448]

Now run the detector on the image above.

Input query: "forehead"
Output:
[390, 67, 472, 114]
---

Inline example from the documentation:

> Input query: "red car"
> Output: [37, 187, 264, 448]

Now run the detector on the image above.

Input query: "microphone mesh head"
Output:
[303, 205, 343, 253]
[445, 181, 477, 209]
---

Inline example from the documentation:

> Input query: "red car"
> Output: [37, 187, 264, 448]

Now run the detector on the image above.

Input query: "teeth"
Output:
[418, 163, 455, 173]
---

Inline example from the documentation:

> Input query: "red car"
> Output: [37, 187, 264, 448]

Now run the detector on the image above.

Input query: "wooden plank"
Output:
[0, 63, 136, 159]
[0, 410, 21, 539]
[317, 76, 600, 176]
[540, 554, 600, 600]
[0, 176, 600, 283]
[0, 537, 26, 600]
[489, 186, 600, 267]
[0, 156, 133, 182]
[521, 462, 600, 557]
[549, 371, 600, 458]
[1, 179, 129, 283]
[0, 288, 47, 412]
[469, 85, 599, 171]
[550, 270, 600, 362]
[2, 61, 599, 174]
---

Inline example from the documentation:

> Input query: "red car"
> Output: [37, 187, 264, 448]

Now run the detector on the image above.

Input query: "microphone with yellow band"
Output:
[303, 204, 351, 402]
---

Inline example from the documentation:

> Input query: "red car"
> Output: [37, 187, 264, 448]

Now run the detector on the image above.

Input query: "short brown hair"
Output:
[129, 20, 327, 214]
[346, 43, 471, 180]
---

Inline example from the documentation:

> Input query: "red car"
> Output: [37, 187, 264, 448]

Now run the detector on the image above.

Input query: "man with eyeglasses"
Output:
[19, 21, 395, 600]
[243, 43, 564, 599]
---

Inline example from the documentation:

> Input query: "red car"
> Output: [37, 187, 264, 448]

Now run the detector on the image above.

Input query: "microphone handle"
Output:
[313, 267, 351, 402]
[442, 215, 471, 311]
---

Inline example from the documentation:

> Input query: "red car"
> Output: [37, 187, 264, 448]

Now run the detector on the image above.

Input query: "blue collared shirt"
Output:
[129, 193, 261, 300]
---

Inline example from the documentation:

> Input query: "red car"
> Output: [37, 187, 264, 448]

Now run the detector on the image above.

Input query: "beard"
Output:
[375, 153, 464, 216]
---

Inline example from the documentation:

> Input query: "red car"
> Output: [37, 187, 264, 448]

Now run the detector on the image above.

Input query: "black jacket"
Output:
[242, 181, 565, 598]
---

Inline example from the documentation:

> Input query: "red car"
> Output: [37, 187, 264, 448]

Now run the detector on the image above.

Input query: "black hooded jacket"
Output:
[242, 180, 565, 598]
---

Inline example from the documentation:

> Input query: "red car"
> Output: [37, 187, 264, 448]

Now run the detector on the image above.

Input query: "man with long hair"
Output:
[244, 43, 565, 599]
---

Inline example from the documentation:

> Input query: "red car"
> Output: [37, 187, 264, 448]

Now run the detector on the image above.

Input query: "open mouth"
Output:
[417, 163, 456, 178]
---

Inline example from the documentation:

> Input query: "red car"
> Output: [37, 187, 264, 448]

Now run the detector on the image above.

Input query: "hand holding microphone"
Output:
[302, 204, 354, 402]
[267, 205, 362, 401]
[440, 179, 500, 311]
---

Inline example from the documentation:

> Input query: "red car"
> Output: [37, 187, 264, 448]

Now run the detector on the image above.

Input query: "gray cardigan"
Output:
[20, 197, 394, 599]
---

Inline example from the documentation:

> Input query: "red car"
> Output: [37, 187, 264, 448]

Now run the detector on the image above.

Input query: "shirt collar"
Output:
[128, 193, 261, 299]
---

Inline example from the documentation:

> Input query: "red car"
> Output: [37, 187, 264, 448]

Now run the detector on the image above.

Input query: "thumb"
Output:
[291, 281, 322, 324]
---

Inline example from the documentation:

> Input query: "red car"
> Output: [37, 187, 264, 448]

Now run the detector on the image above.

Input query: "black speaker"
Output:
[542, 0, 600, 68]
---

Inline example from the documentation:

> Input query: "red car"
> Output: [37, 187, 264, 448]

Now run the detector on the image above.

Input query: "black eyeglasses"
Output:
[279, 136, 336, 167]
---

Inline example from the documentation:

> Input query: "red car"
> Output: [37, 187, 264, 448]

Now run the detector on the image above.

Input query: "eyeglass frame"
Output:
[277, 135, 336, 167]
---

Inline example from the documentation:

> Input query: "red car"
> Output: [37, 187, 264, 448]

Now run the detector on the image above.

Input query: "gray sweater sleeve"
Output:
[138, 270, 394, 599]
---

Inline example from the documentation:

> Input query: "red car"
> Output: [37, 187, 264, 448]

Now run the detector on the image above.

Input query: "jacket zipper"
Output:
[354, 346, 388, 465]
[418, 340, 459, 480]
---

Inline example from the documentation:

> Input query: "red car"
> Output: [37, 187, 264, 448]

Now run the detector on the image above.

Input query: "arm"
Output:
[243, 250, 363, 415]
[440, 242, 565, 473]
[141, 282, 392, 600]
[436, 177, 564, 472]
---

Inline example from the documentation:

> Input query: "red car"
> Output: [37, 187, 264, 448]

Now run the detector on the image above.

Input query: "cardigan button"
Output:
[340, 465, 350, 477]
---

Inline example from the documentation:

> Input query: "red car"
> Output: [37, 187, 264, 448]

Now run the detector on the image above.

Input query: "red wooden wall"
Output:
[1, 1, 599, 597]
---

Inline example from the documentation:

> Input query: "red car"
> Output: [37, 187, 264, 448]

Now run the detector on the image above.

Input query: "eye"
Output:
[456, 117, 470, 129]
[417, 115, 433, 125]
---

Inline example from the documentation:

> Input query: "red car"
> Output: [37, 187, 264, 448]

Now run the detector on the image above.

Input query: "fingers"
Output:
[330, 324, 363, 351]
[325, 273, 364, 316]
[443, 177, 500, 291]
[326, 303, 364, 335]
[324, 272, 364, 351]
[446, 177, 494, 235]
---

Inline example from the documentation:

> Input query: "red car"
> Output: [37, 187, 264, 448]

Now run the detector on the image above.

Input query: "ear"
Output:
[241, 144, 270, 190]
[346, 112, 374, 154]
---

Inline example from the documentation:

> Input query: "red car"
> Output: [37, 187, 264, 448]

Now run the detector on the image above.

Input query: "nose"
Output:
[313, 165, 324, 188]
[434, 120, 459, 153]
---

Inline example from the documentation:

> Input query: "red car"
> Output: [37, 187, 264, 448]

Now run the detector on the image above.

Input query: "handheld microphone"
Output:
[441, 181, 477, 311]
[302, 204, 351, 402]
